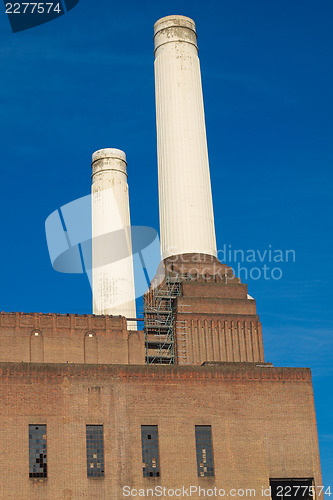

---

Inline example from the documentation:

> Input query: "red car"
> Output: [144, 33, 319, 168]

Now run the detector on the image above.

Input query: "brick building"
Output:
[0, 14, 322, 500]
[0, 254, 323, 499]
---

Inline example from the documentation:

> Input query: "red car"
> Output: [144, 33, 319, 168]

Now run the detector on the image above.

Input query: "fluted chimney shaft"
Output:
[91, 148, 136, 330]
[154, 15, 217, 261]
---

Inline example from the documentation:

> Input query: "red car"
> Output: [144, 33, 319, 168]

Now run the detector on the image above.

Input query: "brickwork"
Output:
[0, 253, 323, 498]
[0, 362, 322, 499]
[145, 254, 265, 365]
[177, 317, 264, 364]
[0, 312, 145, 365]
[0, 255, 264, 368]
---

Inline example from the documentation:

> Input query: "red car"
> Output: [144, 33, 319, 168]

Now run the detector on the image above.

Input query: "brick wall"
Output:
[144, 253, 265, 365]
[167, 256, 265, 365]
[0, 363, 322, 499]
[0, 312, 145, 365]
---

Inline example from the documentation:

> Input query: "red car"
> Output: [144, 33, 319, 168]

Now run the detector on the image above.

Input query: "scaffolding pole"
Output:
[144, 274, 191, 365]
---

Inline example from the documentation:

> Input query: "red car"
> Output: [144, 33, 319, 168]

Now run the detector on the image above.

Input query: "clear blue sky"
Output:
[0, 0, 332, 486]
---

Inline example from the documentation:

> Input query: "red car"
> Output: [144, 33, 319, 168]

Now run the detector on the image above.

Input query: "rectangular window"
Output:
[29, 424, 47, 478]
[270, 479, 314, 500]
[195, 425, 214, 477]
[86, 425, 104, 478]
[141, 425, 160, 477]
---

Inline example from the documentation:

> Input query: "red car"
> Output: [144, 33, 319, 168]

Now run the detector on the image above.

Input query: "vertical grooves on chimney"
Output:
[154, 17, 217, 260]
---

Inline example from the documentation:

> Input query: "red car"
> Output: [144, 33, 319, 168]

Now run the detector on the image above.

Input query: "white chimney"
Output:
[154, 15, 217, 261]
[91, 148, 137, 330]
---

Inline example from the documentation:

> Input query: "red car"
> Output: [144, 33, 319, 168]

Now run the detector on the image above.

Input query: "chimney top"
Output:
[154, 15, 196, 34]
[154, 15, 197, 53]
[91, 149, 127, 179]
[92, 148, 126, 165]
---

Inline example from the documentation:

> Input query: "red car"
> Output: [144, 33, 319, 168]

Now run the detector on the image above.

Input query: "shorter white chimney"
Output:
[91, 148, 137, 330]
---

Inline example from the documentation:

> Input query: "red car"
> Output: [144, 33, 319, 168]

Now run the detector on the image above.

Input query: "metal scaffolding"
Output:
[144, 274, 191, 365]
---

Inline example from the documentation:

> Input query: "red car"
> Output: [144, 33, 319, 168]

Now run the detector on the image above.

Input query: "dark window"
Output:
[270, 479, 314, 500]
[141, 425, 160, 477]
[29, 425, 47, 478]
[86, 425, 104, 478]
[195, 425, 214, 477]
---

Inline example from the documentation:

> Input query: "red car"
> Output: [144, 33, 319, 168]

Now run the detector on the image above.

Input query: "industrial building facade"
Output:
[0, 15, 322, 500]
[0, 258, 323, 499]
[0, 358, 323, 499]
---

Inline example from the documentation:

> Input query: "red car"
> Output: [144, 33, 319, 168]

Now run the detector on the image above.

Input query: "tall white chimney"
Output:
[154, 15, 217, 261]
[91, 148, 137, 330]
